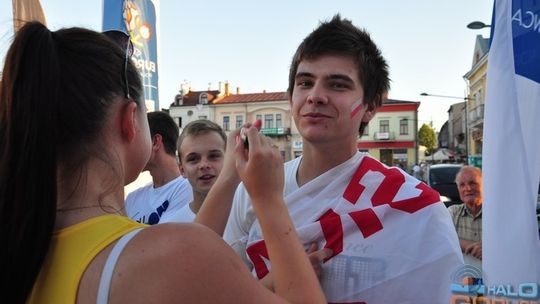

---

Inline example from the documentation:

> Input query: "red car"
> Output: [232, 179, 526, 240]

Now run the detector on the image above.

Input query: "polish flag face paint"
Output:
[350, 99, 364, 118]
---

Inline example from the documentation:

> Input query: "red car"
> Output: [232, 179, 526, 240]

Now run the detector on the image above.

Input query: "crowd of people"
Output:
[1, 15, 473, 304]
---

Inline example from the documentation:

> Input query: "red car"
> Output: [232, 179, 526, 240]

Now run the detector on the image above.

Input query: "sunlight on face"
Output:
[179, 132, 226, 195]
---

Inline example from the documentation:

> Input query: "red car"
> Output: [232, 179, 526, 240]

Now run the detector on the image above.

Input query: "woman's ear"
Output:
[121, 101, 138, 143]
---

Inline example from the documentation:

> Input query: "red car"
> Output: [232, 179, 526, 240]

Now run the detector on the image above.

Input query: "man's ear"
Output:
[152, 134, 162, 151]
[179, 163, 186, 177]
[361, 110, 376, 123]
[121, 101, 138, 143]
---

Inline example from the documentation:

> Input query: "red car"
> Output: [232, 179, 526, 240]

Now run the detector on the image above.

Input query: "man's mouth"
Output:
[303, 112, 331, 118]
[199, 174, 215, 181]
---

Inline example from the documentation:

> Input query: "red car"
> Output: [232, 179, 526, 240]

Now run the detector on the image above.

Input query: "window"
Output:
[264, 114, 273, 128]
[379, 120, 389, 133]
[178, 117, 182, 128]
[276, 114, 282, 128]
[236, 115, 243, 128]
[199, 115, 207, 119]
[400, 119, 408, 135]
[199, 93, 208, 104]
[223, 116, 230, 131]
[256, 114, 262, 122]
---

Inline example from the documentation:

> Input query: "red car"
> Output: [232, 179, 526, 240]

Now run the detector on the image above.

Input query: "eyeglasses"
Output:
[103, 30, 134, 99]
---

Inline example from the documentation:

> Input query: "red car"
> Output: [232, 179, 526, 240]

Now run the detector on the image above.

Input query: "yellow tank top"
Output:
[29, 215, 147, 303]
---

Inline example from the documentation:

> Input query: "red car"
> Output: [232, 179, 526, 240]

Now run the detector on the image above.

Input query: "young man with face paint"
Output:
[224, 15, 463, 303]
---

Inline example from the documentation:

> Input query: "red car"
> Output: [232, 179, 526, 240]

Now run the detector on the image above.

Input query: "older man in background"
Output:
[448, 166, 483, 260]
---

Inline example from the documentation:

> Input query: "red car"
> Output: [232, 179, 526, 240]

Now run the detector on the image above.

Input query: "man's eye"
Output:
[331, 82, 349, 90]
[186, 156, 198, 163]
[297, 80, 312, 87]
[209, 153, 223, 160]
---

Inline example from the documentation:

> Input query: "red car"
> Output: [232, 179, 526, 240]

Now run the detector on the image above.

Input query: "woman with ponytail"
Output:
[0, 22, 326, 304]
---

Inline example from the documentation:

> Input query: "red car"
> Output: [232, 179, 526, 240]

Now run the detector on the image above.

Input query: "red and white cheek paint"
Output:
[350, 99, 364, 118]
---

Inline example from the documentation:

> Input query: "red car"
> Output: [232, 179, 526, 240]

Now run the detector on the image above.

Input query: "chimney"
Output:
[236, 87, 240, 94]
[224, 81, 229, 96]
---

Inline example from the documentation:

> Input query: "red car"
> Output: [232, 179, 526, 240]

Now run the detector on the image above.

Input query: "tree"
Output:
[418, 123, 437, 155]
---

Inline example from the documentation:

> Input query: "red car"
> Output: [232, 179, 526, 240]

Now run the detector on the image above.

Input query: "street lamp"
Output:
[420, 92, 469, 163]
[420, 92, 468, 100]
[466, 21, 491, 30]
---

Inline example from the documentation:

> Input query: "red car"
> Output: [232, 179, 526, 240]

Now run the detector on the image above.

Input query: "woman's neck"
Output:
[55, 159, 125, 229]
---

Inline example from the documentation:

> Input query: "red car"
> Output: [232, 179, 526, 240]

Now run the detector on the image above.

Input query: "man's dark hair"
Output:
[148, 111, 179, 156]
[287, 14, 391, 135]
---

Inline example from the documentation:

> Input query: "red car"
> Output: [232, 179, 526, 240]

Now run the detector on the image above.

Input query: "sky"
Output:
[0, 1, 493, 132]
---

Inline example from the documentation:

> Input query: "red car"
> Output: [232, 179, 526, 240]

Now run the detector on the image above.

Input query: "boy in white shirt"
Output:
[163, 120, 227, 222]
[125, 111, 192, 224]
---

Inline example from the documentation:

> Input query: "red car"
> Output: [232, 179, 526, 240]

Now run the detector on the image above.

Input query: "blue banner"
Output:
[511, 1, 540, 83]
[103, 0, 159, 111]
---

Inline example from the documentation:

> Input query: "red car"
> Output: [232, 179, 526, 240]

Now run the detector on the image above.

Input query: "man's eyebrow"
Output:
[295, 72, 355, 84]
[295, 72, 314, 79]
[327, 74, 355, 83]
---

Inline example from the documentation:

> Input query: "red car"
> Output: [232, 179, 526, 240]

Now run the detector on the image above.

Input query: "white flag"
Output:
[12, 0, 47, 32]
[483, 0, 540, 289]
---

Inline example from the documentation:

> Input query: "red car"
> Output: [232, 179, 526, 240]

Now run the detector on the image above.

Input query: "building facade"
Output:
[463, 34, 489, 160]
[169, 89, 298, 161]
[170, 89, 420, 166]
[358, 99, 420, 171]
[212, 92, 295, 160]
[447, 101, 467, 161]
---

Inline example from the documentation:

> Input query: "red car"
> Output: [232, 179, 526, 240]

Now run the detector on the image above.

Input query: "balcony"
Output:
[468, 104, 484, 124]
[373, 131, 395, 141]
[260, 127, 291, 136]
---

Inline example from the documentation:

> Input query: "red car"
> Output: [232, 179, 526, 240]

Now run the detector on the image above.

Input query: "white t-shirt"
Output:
[125, 175, 192, 225]
[161, 203, 196, 223]
[224, 152, 463, 303]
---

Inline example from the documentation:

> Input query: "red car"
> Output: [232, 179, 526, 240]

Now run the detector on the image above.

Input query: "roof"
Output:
[170, 90, 418, 107]
[214, 92, 288, 104]
[170, 90, 220, 107]
[471, 34, 490, 68]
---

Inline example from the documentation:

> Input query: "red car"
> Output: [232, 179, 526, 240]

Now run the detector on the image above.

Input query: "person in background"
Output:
[125, 111, 192, 224]
[448, 166, 483, 260]
[224, 14, 463, 303]
[0, 22, 326, 304]
[162, 120, 227, 222]
[412, 163, 422, 180]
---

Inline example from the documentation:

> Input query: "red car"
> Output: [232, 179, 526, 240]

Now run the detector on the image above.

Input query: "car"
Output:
[422, 164, 463, 207]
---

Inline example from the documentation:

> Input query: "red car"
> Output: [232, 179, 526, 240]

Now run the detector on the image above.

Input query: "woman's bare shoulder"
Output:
[108, 222, 277, 303]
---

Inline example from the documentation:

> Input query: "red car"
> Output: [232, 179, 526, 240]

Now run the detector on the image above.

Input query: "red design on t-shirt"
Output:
[246, 239, 269, 279]
[344, 157, 440, 213]
[247, 156, 440, 280]
[318, 209, 343, 261]
[349, 208, 384, 238]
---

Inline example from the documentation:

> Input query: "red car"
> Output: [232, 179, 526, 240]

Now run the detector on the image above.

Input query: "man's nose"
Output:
[306, 84, 328, 105]
[199, 159, 210, 169]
